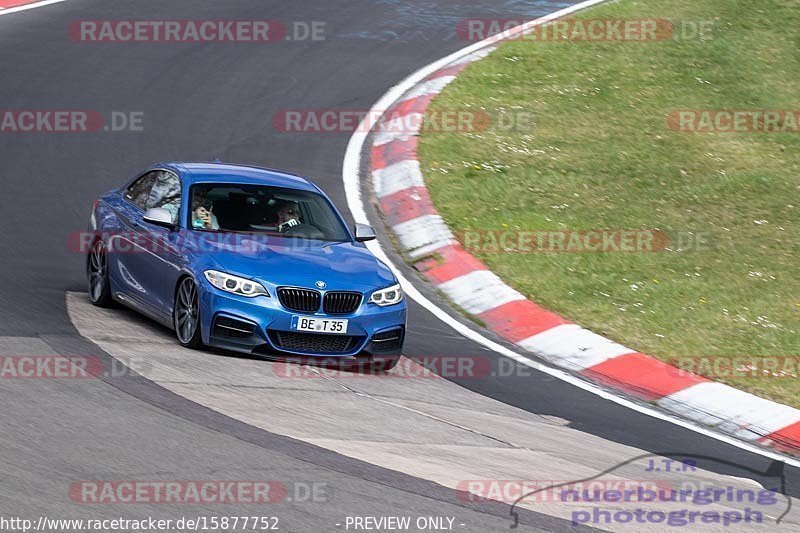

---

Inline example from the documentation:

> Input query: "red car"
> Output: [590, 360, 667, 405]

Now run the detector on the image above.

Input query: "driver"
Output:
[275, 201, 301, 232]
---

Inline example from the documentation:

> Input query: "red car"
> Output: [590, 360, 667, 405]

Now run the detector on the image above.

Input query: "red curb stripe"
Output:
[379, 187, 438, 225]
[371, 137, 418, 170]
[478, 300, 571, 344]
[0, 0, 38, 6]
[413, 244, 487, 284]
[762, 422, 800, 454]
[385, 94, 435, 119]
[582, 353, 708, 401]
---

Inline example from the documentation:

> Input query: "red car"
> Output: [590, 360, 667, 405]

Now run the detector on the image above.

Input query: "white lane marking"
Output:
[438, 270, 525, 315]
[658, 382, 800, 441]
[392, 214, 454, 254]
[341, 0, 800, 467]
[517, 324, 634, 371]
[373, 160, 424, 197]
[0, 0, 69, 17]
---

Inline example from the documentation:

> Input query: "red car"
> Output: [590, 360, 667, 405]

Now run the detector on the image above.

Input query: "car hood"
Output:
[195, 234, 396, 292]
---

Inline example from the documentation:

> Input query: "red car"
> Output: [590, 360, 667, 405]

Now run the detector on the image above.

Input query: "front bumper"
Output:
[198, 281, 406, 359]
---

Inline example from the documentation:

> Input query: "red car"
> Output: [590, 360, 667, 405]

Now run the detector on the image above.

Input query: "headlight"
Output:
[204, 270, 269, 298]
[369, 283, 403, 306]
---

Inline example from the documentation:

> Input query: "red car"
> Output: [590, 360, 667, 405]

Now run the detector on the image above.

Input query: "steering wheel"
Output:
[281, 223, 324, 240]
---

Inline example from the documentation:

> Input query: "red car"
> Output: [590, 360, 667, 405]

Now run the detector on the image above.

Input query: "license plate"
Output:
[292, 316, 348, 334]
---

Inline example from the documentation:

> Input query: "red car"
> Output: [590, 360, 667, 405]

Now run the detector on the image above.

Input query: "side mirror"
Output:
[354, 223, 376, 242]
[143, 207, 177, 229]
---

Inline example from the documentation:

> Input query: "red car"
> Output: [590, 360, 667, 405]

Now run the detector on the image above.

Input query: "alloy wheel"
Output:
[88, 241, 108, 304]
[175, 278, 200, 344]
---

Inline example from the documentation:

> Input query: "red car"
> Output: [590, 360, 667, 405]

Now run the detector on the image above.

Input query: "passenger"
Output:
[191, 189, 220, 230]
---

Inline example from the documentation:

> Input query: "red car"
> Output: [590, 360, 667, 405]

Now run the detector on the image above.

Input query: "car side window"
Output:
[125, 172, 158, 210]
[146, 171, 182, 224]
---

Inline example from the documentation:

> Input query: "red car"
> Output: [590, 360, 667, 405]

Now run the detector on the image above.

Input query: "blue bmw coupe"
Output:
[86, 162, 406, 370]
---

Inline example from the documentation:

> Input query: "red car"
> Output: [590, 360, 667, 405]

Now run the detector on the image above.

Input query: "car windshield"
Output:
[188, 183, 351, 242]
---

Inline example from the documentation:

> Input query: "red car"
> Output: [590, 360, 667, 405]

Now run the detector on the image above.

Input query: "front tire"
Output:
[174, 277, 204, 349]
[87, 240, 113, 307]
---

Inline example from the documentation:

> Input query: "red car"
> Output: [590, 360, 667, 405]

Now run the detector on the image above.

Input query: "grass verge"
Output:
[418, 0, 800, 406]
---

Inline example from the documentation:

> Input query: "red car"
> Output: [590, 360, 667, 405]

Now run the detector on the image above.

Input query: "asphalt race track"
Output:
[1, 0, 799, 531]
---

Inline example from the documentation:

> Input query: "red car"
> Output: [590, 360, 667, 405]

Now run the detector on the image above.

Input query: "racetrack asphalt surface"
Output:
[1, 0, 799, 530]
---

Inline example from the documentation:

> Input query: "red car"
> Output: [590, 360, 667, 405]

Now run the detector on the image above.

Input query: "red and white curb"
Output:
[0, 0, 68, 15]
[365, 12, 800, 455]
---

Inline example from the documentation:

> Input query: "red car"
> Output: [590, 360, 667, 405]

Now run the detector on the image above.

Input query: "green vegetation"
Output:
[418, 0, 800, 404]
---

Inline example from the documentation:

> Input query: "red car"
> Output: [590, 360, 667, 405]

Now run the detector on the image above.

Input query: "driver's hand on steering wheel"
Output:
[278, 217, 300, 233]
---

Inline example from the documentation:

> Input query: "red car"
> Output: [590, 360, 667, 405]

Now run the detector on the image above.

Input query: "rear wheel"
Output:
[174, 277, 203, 349]
[87, 240, 113, 307]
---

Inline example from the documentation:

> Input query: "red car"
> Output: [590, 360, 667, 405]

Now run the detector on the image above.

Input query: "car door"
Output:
[139, 170, 185, 316]
[111, 171, 159, 311]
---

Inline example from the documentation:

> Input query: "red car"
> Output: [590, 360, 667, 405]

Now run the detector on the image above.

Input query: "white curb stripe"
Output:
[406, 239, 458, 259]
[517, 324, 634, 371]
[396, 76, 457, 104]
[373, 160, 425, 198]
[372, 112, 424, 146]
[437, 270, 526, 315]
[658, 382, 800, 441]
[392, 214, 454, 253]
[448, 47, 496, 67]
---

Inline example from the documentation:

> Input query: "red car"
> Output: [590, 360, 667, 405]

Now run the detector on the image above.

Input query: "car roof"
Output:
[158, 162, 321, 193]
